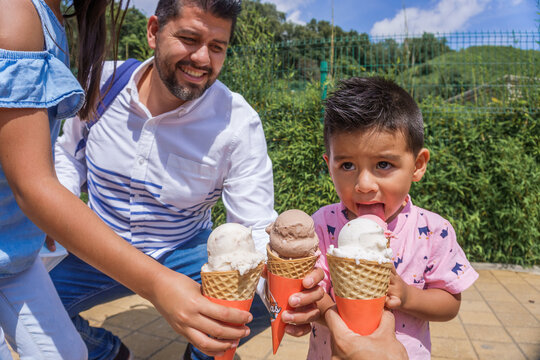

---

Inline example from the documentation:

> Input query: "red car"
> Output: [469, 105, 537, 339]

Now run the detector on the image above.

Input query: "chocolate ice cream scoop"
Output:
[266, 209, 319, 259]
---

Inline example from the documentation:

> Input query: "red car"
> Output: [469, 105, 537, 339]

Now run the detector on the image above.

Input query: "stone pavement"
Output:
[9, 265, 540, 359]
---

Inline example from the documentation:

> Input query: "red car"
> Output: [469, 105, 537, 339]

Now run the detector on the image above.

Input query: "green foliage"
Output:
[117, 7, 153, 60]
[414, 98, 539, 265]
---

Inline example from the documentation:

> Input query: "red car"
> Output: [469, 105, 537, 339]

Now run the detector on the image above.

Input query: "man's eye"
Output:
[377, 161, 392, 170]
[341, 162, 355, 170]
[210, 45, 224, 53]
[181, 37, 196, 43]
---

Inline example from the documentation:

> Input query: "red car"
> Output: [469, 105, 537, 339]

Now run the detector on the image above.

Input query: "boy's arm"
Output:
[386, 268, 461, 321]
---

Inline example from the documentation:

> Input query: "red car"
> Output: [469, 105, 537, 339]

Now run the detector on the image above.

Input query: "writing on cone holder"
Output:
[266, 271, 306, 354]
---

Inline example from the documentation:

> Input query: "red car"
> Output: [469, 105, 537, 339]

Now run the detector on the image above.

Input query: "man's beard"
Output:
[154, 49, 218, 101]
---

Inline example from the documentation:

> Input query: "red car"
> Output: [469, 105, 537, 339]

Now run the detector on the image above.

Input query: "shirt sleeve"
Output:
[0, 49, 84, 120]
[221, 107, 277, 256]
[54, 115, 88, 196]
[423, 219, 479, 294]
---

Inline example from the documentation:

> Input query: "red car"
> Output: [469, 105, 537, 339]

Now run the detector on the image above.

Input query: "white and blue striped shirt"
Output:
[55, 58, 277, 259]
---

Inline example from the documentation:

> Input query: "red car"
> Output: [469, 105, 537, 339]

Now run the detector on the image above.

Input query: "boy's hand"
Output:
[385, 266, 409, 310]
[282, 267, 325, 337]
[150, 269, 252, 357]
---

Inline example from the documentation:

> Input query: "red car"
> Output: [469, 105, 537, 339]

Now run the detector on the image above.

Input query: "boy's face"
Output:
[324, 129, 429, 222]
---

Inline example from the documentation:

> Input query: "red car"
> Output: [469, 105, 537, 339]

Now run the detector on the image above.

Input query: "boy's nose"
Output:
[355, 171, 377, 193]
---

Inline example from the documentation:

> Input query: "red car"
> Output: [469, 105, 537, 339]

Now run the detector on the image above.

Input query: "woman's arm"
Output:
[0, 107, 252, 356]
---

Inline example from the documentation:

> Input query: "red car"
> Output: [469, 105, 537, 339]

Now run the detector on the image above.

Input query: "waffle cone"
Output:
[201, 262, 264, 301]
[327, 254, 392, 299]
[266, 244, 318, 279]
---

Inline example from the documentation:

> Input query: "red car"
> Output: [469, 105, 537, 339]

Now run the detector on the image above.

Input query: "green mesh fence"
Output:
[221, 30, 539, 115]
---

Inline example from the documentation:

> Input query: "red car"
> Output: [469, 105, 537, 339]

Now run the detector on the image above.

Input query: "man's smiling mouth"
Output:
[180, 66, 205, 78]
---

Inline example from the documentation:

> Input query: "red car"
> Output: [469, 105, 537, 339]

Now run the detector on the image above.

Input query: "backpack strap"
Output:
[75, 58, 141, 155]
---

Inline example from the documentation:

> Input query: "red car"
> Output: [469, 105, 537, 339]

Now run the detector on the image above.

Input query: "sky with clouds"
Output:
[131, 0, 537, 36]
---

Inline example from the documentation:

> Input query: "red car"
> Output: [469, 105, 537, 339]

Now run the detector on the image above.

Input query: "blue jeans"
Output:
[50, 229, 269, 360]
[0, 258, 87, 360]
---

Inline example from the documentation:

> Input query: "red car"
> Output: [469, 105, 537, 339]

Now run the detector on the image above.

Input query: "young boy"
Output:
[307, 77, 478, 359]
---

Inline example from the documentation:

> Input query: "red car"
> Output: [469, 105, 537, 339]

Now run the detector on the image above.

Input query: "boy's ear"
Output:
[323, 153, 330, 166]
[412, 148, 430, 182]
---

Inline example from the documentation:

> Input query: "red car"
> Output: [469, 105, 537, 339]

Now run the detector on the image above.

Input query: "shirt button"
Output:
[138, 157, 145, 165]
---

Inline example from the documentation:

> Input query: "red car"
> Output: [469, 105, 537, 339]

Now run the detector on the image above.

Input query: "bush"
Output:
[214, 87, 539, 266]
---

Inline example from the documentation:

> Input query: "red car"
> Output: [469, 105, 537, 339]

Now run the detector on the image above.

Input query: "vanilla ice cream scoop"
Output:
[328, 215, 393, 264]
[266, 209, 319, 259]
[202, 223, 265, 275]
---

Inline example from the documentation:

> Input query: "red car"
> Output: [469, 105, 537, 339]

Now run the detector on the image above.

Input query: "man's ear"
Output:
[412, 148, 430, 182]
[147, 15, 159, 50]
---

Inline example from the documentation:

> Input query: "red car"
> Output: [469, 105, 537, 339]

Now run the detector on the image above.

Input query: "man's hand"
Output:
[149, 269, 252, 357]
[45, 235, 56, 252]
[282, 267, 325, 337]
[326, 307, 408, 360]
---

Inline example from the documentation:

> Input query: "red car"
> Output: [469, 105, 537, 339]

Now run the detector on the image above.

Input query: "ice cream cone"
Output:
[201, 262, 264, 360]
[266, 244, 318, 354]
[327, 253, 392, 335]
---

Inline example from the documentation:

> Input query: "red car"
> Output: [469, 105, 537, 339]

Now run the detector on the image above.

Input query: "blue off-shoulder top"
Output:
[0, 0, 84, 277]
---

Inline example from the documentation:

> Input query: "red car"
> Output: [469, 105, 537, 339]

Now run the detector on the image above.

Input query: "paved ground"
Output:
[9, 265, 540, 359]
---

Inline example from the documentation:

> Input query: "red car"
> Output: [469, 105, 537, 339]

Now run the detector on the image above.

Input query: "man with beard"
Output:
[47, 1, 324, 359]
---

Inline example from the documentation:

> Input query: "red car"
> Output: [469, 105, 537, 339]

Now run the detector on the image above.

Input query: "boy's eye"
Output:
[377, 161, 392, 170]
[341, 162, 355, 171]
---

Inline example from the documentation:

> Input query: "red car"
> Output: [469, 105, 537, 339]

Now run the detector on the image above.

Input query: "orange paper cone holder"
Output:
[334, 295, 386, 335]
[204, 296, 254, 360]
[266, 271, 305, 354]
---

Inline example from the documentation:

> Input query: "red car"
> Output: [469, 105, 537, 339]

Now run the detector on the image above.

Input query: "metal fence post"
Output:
[320, 61, 328, 100]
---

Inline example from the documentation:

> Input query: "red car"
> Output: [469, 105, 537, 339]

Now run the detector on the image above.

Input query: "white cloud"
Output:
[263, 0, 314, 24]
[264, 0, 313, 14]
[130, 0, 156, 16]
[370, 0, 491, 36]
[286, 10, 306, 25]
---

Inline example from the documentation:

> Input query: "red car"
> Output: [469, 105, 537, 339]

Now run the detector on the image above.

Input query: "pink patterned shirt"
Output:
[307, 196, 478, 359]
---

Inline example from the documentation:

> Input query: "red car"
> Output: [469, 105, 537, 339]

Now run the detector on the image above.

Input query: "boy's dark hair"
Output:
[324, 77, 424, 155]
[155, 0, 242, 41]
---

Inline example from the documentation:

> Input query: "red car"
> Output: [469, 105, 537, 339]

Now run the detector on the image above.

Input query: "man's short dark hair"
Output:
[323, 76, 424, 155]
[155, 0, 242, 40]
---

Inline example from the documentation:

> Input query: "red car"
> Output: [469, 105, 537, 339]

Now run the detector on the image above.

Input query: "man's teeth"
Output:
[182, 67, 204, 77]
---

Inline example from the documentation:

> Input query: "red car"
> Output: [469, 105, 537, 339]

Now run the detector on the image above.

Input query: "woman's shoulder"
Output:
[0, 0, 44, 51]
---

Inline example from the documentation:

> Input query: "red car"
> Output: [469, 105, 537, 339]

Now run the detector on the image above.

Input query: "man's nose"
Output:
[191, 45, 210, 66]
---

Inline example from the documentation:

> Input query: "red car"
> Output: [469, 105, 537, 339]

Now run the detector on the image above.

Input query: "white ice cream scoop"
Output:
[328, 215, 393, 264]
[202, 223, 265, 275]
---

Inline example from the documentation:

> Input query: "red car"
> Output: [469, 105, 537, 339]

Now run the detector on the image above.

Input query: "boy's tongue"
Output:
[356, 203, 385, 221]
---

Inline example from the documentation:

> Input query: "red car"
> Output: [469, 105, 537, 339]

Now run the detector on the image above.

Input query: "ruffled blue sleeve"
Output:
[0, 49, 84, 120]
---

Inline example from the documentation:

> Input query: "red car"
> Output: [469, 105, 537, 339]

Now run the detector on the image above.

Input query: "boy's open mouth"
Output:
[356, 203, 385, 221]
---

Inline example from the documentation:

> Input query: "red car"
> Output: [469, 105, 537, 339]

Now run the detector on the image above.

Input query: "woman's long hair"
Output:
[65, 0, 130, 120]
